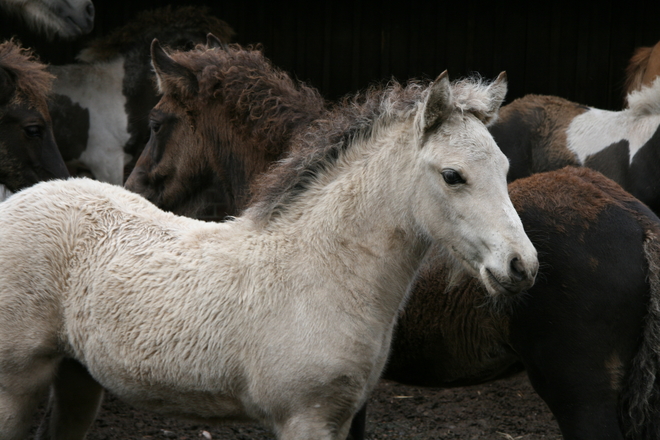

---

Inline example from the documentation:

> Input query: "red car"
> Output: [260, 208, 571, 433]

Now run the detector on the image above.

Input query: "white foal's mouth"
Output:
[483, 268, 520, 297]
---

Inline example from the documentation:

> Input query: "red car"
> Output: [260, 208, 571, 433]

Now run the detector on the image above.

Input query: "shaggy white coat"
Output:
[0, 74, 537, 440]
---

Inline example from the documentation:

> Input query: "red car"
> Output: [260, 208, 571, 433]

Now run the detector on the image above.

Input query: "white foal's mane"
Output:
[245, 75, 506, 226]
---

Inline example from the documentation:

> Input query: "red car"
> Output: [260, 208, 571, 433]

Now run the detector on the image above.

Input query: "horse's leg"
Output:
[0, 355, 58, 440]
[275, 412, 353, 440]
[346, 403, 367, 440]
[522, 361, 625, 440]
[509, 284, 645, 440]
[35, 358, 104, 440]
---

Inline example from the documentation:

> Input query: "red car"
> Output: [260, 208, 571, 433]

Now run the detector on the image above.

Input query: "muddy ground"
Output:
[45, 371, 562, 440]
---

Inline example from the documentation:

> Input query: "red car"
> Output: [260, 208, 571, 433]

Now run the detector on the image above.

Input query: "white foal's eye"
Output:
[441, 169, 466, 185]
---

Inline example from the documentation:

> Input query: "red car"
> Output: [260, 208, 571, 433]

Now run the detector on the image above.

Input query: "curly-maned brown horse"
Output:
[0, 39, 68, 202]
[125, 37, 326, 218]
[124, 37, 660, 439]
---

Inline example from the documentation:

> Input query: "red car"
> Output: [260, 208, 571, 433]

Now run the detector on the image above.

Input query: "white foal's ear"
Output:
[150, 38, 199, 97]
[482, 71, 508, 125]
[421, 71, 453, 133]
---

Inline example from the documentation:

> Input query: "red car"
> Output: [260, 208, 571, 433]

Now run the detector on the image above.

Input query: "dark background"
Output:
[3, 0, 660, 110]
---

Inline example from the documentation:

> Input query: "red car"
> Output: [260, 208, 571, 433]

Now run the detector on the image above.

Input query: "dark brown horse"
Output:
[125, 38, 326, 218]
[0, 39, 68, 202]
[125, 38, 660, 439]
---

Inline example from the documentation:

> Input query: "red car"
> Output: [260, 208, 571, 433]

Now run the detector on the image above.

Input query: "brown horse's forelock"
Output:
[77, 5, 235, 63]
[0, 40, 53, 111]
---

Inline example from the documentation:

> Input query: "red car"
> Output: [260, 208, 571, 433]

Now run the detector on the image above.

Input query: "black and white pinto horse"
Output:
[489, 77, 660, 214]
[0, 0, 94, 39]
[48, 5, 234, 184]
[0, 39, 68, 202]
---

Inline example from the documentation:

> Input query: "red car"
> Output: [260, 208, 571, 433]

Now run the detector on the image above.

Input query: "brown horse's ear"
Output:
[421, 70, 452, 132]
[207, 33, 229, 50]
[150, 38, 198, 97]
[0, 67, 16, 105]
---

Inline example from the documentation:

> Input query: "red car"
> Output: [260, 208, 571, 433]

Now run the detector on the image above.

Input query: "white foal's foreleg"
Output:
[35, 359, 104, 440]
[275, 413, 353, 440]
[0, 355, 59, 440]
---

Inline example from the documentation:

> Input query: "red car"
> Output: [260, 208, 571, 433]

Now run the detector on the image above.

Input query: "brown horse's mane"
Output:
[165, 43, 327, 158]
[625, 46, 653, 100]
[0, 39, 53, 108]
[243, 80, 424, 224]
[77, 6, 235, 63]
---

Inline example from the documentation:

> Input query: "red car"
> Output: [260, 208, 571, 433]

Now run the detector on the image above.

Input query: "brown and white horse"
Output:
[489, 79, 660, 213]
[0, 39, 68, 202]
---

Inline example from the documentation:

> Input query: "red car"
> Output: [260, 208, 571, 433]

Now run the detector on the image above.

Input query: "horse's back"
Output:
[490, 95, 588, 180]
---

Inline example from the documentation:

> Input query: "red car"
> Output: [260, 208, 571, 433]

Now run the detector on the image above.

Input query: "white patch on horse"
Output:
[0, 184, 13, 203]
[50, 57, 130, 185]
[0, 0, 94, 39]
[567, 79, 660, 164]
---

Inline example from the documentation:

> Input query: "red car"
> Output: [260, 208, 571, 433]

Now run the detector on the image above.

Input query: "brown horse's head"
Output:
[0, 40, 68, 199]
[125, 37, 326, 218]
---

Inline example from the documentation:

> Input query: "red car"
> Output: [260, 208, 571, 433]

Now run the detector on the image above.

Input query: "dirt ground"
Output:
[45, 371, 561, 440]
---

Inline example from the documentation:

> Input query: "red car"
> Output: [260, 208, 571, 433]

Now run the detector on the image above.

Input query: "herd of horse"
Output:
[2, 5, 660, 440]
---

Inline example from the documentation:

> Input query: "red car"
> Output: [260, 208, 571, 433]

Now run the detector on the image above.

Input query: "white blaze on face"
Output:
[0, 184, 13, 203]
[50, 57, 130, 185]
[567, 108, 660, 164]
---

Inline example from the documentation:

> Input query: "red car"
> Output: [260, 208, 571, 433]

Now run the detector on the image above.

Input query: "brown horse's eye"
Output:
[441, 169, 466, 185]
[24, 125, 43, 138]
[150, 120, 162, 134]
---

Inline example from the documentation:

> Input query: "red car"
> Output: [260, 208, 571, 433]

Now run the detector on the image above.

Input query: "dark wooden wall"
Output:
[3, 0, 660, 110]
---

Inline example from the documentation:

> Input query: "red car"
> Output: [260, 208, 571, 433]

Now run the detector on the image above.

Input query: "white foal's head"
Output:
[411, 72, 538, 297]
